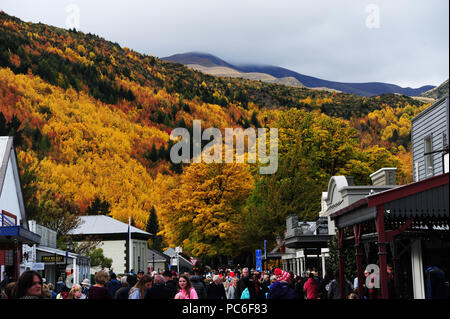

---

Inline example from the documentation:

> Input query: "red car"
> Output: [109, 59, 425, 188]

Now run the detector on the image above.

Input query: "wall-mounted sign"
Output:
[31, 263, 45, 271]
[41, 255, 64, 263]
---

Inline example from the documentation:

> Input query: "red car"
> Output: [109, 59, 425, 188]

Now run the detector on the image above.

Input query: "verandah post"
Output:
[376, 205, 389, 299]
[338, 228, 345, 299]
[354, 224, 365, 299]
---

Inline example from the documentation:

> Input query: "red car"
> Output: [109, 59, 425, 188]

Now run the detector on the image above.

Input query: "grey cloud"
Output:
[1, 0, 448, 87]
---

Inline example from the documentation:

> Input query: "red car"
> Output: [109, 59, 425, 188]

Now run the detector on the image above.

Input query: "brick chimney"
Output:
[370, 168, 397, 186]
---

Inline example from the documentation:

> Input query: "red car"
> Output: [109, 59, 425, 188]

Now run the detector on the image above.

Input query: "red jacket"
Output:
[303, 278, 319, 299]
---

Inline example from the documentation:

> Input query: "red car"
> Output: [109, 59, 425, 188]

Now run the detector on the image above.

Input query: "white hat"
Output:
[81, 278, 91, 286]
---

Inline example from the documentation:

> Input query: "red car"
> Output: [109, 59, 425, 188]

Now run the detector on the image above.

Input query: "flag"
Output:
[128, 216, 132, 272]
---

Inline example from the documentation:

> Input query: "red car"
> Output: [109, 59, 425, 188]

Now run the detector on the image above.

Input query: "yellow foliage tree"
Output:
[157, 163, 254, 258]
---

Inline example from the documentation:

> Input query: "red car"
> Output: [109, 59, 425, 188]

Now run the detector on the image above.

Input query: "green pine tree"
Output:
[146, 206, 162, 251]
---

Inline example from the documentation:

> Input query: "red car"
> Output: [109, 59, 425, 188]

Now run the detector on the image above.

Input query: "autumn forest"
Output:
[0, 12, 431, 263]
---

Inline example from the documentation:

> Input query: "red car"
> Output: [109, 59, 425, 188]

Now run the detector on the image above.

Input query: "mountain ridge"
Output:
[162, 52, 435, 97]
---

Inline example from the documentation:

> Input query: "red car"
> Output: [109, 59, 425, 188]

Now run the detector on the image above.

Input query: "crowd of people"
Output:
[0, 264, 398, 300]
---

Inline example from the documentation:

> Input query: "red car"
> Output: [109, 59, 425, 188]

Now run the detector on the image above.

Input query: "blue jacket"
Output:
[106, 279, 122, 298]
[267, 282, 297, 299]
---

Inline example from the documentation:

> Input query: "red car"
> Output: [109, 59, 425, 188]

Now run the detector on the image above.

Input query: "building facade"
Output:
[330, 96, 449, 299]
[21, 220, 90, 287]
[147, 248, 170, 273]
[412, 95, 449, 181]
[0, 137, 40, 282]
[282, 168, 397, 278]
[68, 215, 152, 274]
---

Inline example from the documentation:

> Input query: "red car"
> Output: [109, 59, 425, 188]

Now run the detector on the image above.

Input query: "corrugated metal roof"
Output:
[0, 136, 11, 195]
[68, 215, 151, 236]
[0, 137, 8, 165]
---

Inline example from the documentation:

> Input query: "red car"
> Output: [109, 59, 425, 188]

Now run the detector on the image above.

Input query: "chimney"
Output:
[286, 215, 299, 230]
[370, 168, 397, 186]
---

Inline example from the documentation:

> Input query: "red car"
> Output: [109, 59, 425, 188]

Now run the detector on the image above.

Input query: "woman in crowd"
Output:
[226, 277, 238, 299]
[174, 275, 198, 299]
[129, 274, 153, 299]
[11, 270, 43, 299]
[69, 284, 85, 299]
[88, 270, 112, 299]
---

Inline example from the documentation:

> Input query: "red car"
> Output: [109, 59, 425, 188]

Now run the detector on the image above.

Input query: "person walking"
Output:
[0, 272, 9, 291]
[174, 275, 198, 299]
[11, 270, 43, 299]
[163, 270, 178, 298]
[267, 268, 297, 300]
[116, 274, 137, 299]
[303, 272, 319, 299]
[190, 273, 207, 299]
[226, 278, 238, 299]
[46, 283, 57, 299]
[55, 276, 66, 294]
[128, 274, 152, 299]
[206, 275, 227, 300]
[81, 278, 90, 296]
[144, 275, 173, 299]
[327, 270, 352, 299]
[106, 272, 121, 298]
[319, 269, 333, 300]
[1, 282, 15, 299]
[41, 283, 52, 299]
[235, 267, 249, 299]
[88, 270, 112, 299]
[68, 284, 84, 299]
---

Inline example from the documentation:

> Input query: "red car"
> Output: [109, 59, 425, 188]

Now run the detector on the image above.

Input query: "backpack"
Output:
[240, 288, 250, 299]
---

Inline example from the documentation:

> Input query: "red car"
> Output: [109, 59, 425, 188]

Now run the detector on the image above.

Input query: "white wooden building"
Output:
[0, 136, 40, 282]
[68, 215, 152, 274]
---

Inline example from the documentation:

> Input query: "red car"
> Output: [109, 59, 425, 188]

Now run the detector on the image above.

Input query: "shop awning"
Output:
[0, 226, 41, 246]
[330, 173, 449, 229]
[285, 234, 333, 249]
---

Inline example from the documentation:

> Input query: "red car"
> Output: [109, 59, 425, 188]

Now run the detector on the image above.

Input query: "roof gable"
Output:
[68, 215, 151, 236]
[0, 136, 28, 229]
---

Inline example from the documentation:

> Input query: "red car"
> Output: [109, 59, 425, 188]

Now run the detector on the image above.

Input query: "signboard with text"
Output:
[256, 249, 262, 272]
[41, 255, 64, 263]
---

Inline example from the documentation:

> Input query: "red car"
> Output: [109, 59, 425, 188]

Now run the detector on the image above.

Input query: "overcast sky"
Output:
[1, 0, 448, 88]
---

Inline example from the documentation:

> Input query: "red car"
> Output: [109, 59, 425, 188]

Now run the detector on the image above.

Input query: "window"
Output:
[424, 137, 434, 176]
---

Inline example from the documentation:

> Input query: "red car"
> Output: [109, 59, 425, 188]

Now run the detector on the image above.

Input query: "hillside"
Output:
[163, 52, 435, 97]
[186, 63, 305, 88]
[0, 12, 432, 257]
[420, 79, 449, 99]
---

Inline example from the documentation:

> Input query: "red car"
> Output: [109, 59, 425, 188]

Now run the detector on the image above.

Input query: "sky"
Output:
[1, 0, 448, 88]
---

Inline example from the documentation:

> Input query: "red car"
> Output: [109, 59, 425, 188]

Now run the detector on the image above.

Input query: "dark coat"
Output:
[144, 284, 174, 299]
[88, 285, 112, 299]
[165, 279, 178, 298]
[106, 279, 121, 298]
[235, 276, 248, 299]
[267, 281, 297, 300]
[206, 283, 227, 300]
[190, 276, 207, 299]
[115, 286, 132, 300]
[295, 279, 305, 299]
[327, 279, 352, 299]
[55, 281, 66, 294]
